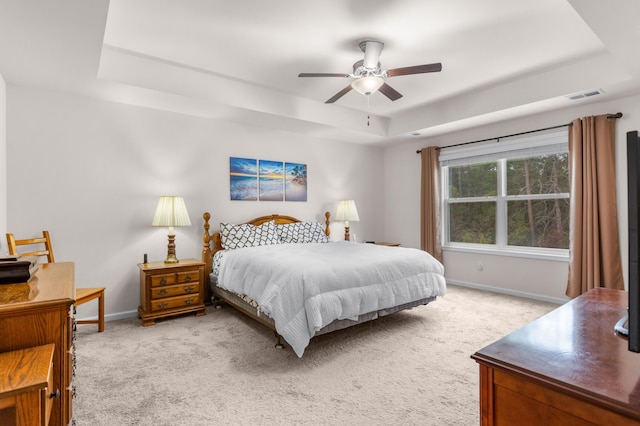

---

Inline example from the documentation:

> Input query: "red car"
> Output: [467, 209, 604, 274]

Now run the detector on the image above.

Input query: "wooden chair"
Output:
[6, 230, 105, 332]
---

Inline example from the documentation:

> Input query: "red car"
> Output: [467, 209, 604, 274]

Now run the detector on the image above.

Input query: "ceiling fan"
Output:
[298, 40, 442, 104]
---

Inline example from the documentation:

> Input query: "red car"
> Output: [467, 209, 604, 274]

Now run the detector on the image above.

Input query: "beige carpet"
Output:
[73, 285, 558, 425]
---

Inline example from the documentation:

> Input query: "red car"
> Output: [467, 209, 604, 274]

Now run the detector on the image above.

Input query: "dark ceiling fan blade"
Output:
[386, 63, 442, 77]
[325, 85, 353, 103]
[378, 83, 403, 101]
[298, 73, 350, 78]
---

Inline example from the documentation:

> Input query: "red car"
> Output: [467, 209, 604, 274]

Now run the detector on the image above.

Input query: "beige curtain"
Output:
[566, 114, 624, 298]
[420, 146, 442, 263]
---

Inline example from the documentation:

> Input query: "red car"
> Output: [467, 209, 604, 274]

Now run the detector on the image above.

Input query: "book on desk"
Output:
[0, 256, 39, 284]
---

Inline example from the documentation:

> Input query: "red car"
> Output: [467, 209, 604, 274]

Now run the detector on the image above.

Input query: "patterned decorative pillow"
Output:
[277, 223, 302, 243]
[277, 222, 329, 244]
[304, 222, 330, 243]
[220, 223, 256, 249]
[220, 221, 280, 250]
[254, 220, 280, 246]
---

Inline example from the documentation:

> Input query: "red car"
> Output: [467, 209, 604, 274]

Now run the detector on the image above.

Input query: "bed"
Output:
[201, 211, 446, 357]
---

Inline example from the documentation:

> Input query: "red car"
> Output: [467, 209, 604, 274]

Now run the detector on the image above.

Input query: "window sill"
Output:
[443, 244, 569, 262]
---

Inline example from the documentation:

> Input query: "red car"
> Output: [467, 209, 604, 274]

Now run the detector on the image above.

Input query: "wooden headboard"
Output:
[202, 212, 331, 276]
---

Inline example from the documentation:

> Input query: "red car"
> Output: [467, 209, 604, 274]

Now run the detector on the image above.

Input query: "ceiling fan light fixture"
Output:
[351, 76, 384, 96]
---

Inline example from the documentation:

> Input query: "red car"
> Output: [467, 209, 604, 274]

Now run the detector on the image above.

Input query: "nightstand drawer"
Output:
[151, 294, 199, 312]
[150, 273, 177, 287]
[151, 283, 200, 299]
[177, 270, 199, 284]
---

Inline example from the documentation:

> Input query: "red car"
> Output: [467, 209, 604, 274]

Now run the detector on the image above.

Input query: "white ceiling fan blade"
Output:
[362, 41, 384, 69]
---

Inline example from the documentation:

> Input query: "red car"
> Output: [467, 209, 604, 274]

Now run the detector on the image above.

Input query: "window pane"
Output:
[506, 154, 569, 196]
[507, 199, 569, 249]
[449, 202, 496, 244]
[448, 162, 497, 197]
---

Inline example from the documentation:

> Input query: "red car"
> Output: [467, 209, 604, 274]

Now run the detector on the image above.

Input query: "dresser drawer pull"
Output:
[183, 286, 195, 293]
[50, 389, 60, 399]
[185, 298, 194, 305]
[157, 289, 168, 296]
[185, 275, 192, 282]
[158, 302, 168, 309]
[160, 277, 167, 285]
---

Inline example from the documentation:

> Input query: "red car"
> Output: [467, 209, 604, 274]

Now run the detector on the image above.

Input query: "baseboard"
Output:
[75, 309, 138, 323]
[447, 279, 569, 305]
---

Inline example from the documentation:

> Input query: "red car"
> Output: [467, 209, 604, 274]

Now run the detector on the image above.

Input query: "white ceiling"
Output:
[2, 0, 640, 146]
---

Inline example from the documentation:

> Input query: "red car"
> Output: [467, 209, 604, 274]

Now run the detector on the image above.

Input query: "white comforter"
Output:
[216, 241, 446, 357]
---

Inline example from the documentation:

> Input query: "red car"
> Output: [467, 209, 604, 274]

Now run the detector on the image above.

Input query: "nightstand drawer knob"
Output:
[158, 303, 168, 309]
[184, 286, 194, 293]
[185, 275, 192, 282]
[185, 298, 194, 305]
[158, 289, 168, 296]
[50, 389, 60, 399]
[160, 278, 167, 285]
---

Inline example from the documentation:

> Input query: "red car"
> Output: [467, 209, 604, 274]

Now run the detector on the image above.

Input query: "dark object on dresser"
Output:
[0, 256, 38, 284]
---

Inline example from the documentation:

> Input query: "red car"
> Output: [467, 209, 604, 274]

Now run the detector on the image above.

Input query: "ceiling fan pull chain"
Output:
[367, 95, 371, 126]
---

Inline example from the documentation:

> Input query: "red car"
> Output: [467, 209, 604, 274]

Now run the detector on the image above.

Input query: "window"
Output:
[441, 131, 569, 256]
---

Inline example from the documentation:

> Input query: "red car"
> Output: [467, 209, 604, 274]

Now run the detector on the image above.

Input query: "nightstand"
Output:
[137, 259, 206, 326]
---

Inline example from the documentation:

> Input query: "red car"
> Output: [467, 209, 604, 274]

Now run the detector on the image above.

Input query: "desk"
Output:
[0, 263, 75, 426]
[472, 288, 640, 425]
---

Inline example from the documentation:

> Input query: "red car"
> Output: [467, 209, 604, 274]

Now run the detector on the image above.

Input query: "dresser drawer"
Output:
[150, 294, 199, 312]
[151, 283, 199, 299]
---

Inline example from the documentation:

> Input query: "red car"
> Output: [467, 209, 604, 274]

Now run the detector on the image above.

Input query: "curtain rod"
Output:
[416, 112, 623, 154]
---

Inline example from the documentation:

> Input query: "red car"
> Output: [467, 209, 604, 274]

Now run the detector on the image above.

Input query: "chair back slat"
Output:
[6, 231, 55, 263]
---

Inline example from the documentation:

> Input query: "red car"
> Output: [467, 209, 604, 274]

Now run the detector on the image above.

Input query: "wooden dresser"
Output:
[138, 259, 205, 326]
[0, 263, 75, 426]
[472, 288, 640, 425]
[0, 344, 55, 426]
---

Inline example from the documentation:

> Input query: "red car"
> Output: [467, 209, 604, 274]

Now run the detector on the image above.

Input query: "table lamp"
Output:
[152, 196, 192, 263]
[335, 200, 359, 241]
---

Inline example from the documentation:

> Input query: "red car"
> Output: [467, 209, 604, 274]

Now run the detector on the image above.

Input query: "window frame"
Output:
[440, 131, 570, 261]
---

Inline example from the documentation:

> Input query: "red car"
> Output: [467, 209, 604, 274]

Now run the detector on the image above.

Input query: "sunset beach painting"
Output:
[259, 160, 284, 201]
[229, 157, 257, 200]
[285, 162, 307, 201]
[230, 157, 307, 202]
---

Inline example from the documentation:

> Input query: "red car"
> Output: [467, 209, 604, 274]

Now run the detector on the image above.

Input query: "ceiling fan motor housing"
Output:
[352, 59, 383, 78]
[359, 40, 384, 69]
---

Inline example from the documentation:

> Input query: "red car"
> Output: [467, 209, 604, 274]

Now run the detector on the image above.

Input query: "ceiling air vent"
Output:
[567, 89, 605, 101]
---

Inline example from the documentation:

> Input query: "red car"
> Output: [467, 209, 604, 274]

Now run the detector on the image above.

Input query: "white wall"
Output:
[384, 92, 640, 303]
[0, 74, 5, 253]
[8, 83, 640, 316]
[6, 85, 385, 320]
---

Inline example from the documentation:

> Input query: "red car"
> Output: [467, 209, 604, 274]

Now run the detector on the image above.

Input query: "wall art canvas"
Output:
[230, 157, 307, 202]
[285, 162, 307, 201]
[259, 160, 284, 201]
[229, 157, 258, 200]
